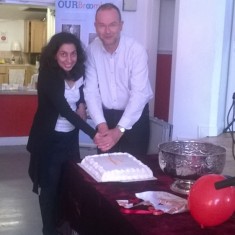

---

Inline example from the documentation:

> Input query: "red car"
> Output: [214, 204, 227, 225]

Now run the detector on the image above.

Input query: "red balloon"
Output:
[188, 174, 235, 228]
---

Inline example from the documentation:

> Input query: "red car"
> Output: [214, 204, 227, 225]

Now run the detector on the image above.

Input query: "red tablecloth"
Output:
[60, 155, 235, 235]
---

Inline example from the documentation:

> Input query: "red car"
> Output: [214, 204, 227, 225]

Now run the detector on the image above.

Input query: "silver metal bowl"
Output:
[158, 141, 226, 195]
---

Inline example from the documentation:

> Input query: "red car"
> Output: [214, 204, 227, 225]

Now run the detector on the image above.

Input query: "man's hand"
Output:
[97, 122, 109, 134]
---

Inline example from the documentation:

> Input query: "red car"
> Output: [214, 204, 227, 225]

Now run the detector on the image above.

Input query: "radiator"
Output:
[79, 117, 173, 153]
[147, 117, 173, 154]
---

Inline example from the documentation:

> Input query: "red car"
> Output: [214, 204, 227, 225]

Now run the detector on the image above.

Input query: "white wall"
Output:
[121, 0, 160, 115]
[2, 0, 54, 6]
[158, 0, 175, 53]
[0, 20, 24, 51]
[169, 0, 233, 139]
[225, 2, 235, 122]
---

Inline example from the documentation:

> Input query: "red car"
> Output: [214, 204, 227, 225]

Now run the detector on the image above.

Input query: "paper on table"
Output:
[135, 191, 188, 214]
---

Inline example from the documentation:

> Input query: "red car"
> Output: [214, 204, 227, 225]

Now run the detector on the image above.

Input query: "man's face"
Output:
[95, 8, 123, 52]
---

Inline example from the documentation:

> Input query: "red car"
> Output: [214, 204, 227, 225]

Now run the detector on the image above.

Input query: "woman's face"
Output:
[56, 43, 77, 71]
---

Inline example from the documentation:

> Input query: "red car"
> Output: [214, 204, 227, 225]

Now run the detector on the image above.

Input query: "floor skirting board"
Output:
[0, 136, 28, 146]
[0, 136, 96, 148]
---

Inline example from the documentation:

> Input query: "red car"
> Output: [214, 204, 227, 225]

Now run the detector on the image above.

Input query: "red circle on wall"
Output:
[1, 35, 6, 41]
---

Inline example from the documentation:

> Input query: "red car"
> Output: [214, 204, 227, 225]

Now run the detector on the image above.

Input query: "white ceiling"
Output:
[0, 4, 52, 20]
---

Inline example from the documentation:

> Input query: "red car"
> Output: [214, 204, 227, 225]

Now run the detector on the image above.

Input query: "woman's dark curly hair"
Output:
[39, 32, 86, 81]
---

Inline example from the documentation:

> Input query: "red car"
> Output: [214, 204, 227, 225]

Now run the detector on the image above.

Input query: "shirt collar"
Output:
[100, 35, 122, 55]
[64, 80, 79, 90]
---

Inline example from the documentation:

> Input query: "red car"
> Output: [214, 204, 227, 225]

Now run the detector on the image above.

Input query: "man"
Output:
[84, 3, 153, 157]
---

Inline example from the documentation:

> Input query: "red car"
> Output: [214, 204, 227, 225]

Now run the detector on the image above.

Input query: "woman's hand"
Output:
[95, 123, 111, 151]
[93, 132, 111, 150]
[94, 127, 124, 152]
[76, 103, 87, 120]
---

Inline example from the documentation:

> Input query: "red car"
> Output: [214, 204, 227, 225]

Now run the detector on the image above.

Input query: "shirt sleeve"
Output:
[84, 46, 106, 127]
[118, 43, 153, 129]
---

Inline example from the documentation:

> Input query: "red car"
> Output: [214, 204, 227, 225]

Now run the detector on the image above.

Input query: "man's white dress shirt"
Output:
[84, 35, 153, 130]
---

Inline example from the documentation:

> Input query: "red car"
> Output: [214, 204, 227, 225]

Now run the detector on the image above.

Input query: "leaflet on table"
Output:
[117, 191, 188, 215]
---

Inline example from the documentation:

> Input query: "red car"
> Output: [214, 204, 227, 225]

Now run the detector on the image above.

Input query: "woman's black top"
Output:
[27, 68, 96, 153]
[27, 68, 96, 193]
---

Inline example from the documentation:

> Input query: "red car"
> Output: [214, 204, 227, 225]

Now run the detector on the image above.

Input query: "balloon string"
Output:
[214, 177, 235, 189]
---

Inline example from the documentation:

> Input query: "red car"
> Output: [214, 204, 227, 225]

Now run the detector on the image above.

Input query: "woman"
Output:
[27, 32, 102, 235]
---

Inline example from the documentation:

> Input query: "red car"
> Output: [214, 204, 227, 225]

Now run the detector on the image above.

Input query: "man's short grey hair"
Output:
[95, 3, 122, 21]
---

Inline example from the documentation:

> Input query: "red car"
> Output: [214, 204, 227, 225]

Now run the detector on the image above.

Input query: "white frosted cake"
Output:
[80, 152, 153, 182]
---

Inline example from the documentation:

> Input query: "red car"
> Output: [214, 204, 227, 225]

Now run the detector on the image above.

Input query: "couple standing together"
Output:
[27, 3, 153, 235]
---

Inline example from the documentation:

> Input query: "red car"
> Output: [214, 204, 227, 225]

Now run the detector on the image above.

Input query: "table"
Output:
[60, 155, 235, 235]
